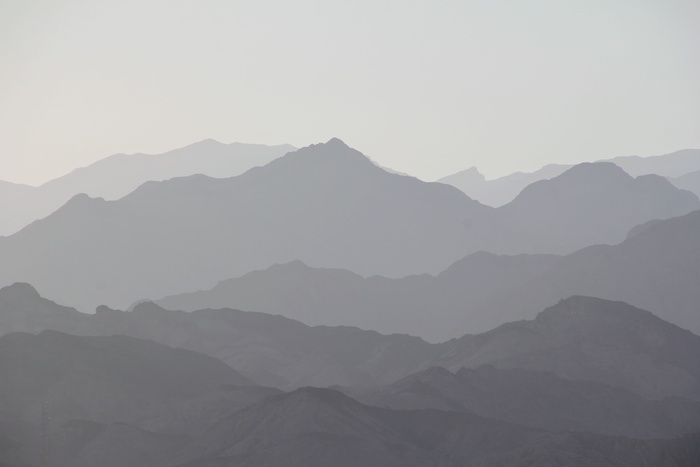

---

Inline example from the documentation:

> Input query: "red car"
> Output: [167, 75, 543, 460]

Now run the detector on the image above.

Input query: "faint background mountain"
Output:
[671, 168, 700, 198]
[606, 149, 700, 178]
[437, 163, 571, 207]
[439, 148, 700, 207]
[0, 140, 294, 236]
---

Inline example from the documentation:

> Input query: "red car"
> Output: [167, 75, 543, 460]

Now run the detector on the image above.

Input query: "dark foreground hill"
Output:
[3, 284, 700, 403]
[0, 331, 278, 466]
[9, 387, 700, 467]
[2, 290, 700, 465]
[343, 365, 700, 439]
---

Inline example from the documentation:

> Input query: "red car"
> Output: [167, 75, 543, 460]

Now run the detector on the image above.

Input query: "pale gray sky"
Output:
[1, 0, 699, 185]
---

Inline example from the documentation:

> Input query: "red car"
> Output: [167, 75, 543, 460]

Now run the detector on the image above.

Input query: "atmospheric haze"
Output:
[2, 0, 700, 184]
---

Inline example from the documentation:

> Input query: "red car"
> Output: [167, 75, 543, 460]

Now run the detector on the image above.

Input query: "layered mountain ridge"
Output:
[1, 139, 697, 315]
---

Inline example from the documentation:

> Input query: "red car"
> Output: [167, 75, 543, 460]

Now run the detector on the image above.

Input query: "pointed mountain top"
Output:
[325, 137, 349, 147]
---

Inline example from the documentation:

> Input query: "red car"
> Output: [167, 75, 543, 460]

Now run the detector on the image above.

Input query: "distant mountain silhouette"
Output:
[439, 148, 700, 206]
[605, 149, 700, 178]
[0, 138, 493, 312]
[488, 162, 699, 254]
[671, 168, 700, 198]
[0, 140, 294, 236]
[2, 139, 696, 313]
[156, 253, 560, 341]
[344, 365, 700, 439]
[438, 163, 570, 207]
[156, 207, 700, 340]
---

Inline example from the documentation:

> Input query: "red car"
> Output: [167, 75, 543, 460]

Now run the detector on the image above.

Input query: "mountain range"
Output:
[439, 148, 700, 206]
[3, 284, 700, 402]
[156, 206, 700, 340]
[2, 290, 700, 466]
[0, 139, 696, 315]
[3, 137, 700, 466]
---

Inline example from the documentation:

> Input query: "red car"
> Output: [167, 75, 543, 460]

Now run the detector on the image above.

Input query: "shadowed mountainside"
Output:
[0, 330, 278, 466]
[36, 387, 700, 467]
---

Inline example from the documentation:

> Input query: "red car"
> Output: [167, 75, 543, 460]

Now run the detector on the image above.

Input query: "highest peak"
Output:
[269, 138, 378, 172]
[325, 137, 349, 148]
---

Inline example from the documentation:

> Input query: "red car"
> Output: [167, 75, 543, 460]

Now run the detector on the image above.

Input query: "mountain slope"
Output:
[489, 162, 699, 254]
[439, 148, 700, 206]
[0, 140, 294, 237]
[606, 148, 700, 178]
[344, 366, 700, 439]
[156, 253, 559, 341]
[0, 329, 271, 466]
[4, 284, 700, 402]
[157, 206, 700, 339]
[0, 138, 492, 312]
[0, 283, 441, 389]
[438, 296, 700, 400]
[173, 387, 700, 467]
[671, 168, 700, 198]
[438, 163, 570, 207]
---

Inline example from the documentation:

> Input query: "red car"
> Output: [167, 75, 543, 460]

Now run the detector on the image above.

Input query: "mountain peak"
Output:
[131, 300, 169, 314]
[535, 296, 659, 326]
[325, 137, 349, 147]
[0, 282, 41, 300]
[557, 161, 630, 181]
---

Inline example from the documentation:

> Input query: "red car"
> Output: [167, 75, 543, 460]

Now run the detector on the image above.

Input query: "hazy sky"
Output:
[2, 0, 699, 185]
